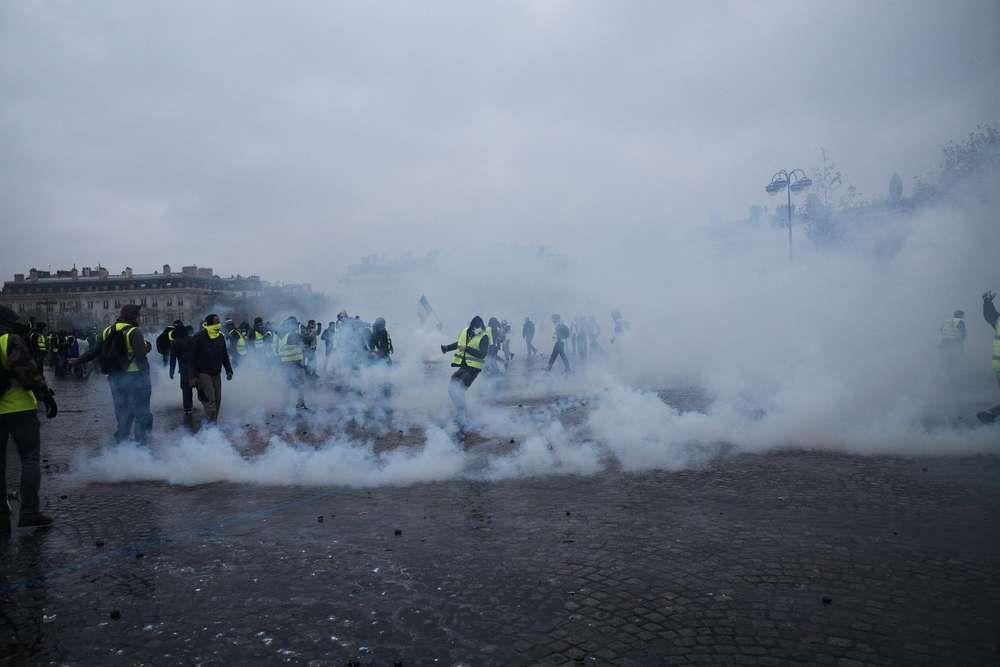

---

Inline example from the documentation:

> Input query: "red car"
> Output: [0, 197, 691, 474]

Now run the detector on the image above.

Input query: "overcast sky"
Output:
[1, 0, 997, 288]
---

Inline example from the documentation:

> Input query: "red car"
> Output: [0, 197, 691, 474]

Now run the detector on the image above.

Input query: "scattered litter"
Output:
[822, 596, 833, 606]
[110, 610, 121, 620]
[394, 529, 402, 536]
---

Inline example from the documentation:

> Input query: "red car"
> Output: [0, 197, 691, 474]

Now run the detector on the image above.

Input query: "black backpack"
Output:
[98, 326, 132, 375]
[155, 328, 171, 355]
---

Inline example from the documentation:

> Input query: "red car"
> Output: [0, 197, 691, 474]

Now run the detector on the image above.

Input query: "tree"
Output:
[938, 123, 999, 193]
[812, 147, 843, 207]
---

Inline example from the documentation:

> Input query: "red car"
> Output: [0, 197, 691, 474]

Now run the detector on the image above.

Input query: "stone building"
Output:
[0, 264, 267, 330]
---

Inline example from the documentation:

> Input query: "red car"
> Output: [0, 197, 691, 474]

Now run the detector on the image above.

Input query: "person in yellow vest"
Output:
[441, 316, 490, 428]
[277, 316, 308, 410]
[1, 306, 58, 531]
[223, 319, 248, 368]
[73, 304, 153, 444]
[939, 309, 967, 351]
[29, 321, 48, 371]
[250, 317, 271, 356]
[189, 314, 234, 423]
[976, 291, 1000, 424]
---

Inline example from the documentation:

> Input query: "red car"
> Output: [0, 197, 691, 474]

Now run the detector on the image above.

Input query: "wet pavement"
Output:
[3, 369, 1000, 665]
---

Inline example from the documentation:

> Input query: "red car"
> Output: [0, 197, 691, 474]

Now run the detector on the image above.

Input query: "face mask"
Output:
[203, 322, 222, 339]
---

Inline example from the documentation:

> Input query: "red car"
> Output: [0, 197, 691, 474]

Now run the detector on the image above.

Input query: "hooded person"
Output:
[73, 304, 153, 445]
[441, 315, 490, 428]
[188, 313, 234, 423]
[0, 305, 57, 530]
[369, 317, 394, 363]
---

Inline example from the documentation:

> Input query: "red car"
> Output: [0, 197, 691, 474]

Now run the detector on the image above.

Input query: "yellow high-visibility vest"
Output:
[235, 330, 248, 355]
[940, 318, 964, 339]
[278, 333, 303, 363]
[102, 322, 141, 372]
[993, 321, 1000, 372]
[0, 333, 38, 414]
[452, 327, 488, 370]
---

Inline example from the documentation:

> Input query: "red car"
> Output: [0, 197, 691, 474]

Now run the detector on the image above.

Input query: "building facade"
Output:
[0, 264, 267, 330]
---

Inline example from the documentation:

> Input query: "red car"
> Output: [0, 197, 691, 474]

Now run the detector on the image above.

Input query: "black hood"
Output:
[468, 316, 485, 332]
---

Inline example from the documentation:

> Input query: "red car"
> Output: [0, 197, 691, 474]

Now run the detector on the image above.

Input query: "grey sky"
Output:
[1, 0, 997, 287]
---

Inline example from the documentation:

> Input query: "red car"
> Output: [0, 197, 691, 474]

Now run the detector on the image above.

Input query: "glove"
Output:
[440, 344, 447, 354]
[39, 388, 58, 419]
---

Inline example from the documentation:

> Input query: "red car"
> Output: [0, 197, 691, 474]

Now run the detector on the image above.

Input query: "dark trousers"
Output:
[525, 335, 537, 356]
[0, 411, 41, 517]
[108, 372, 153, 444]
[547, 341, 570, 372]
[180, 374, 193, 412]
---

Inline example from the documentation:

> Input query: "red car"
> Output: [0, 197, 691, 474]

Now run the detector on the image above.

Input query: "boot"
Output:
[18, 512, 54, 528]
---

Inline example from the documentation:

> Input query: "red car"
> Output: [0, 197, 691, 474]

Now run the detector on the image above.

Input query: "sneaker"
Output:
[18, 512, 54, 528]
[976, 411, 996, 424]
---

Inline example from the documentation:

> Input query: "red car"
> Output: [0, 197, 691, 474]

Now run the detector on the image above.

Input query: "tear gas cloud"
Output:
[1, 2, 998, 486]
[79, 175, 1000, 488]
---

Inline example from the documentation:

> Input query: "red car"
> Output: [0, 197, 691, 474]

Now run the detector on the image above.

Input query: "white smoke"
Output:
[71, 171, 1000, 489]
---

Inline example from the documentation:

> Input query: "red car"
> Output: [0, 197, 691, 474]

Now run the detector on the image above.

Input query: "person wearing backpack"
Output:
[72, 304, 153, 445]
[156, 320, 182, 368]
[187, 314, 233, 423]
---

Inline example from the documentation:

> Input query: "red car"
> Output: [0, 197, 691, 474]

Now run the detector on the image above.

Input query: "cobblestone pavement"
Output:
[3, 371, 1000, 665]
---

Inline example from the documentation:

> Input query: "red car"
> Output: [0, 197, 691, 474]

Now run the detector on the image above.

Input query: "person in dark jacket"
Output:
[976, 291, 1000, 424]
[441, 316, 490, 428]
[368, 317, 393, 363]
[1, 306, 57, 531]
[187, 314, 233, 423]
[547, 314, 571, 373]
[522, 317, 537, 357]
[169, 323, 194, 418]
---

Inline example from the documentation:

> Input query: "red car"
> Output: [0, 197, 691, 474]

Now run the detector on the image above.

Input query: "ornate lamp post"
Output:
[766, 169, 812, 261]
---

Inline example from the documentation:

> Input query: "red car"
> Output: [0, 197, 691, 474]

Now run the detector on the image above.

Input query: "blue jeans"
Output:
[108, 372, 153, 444]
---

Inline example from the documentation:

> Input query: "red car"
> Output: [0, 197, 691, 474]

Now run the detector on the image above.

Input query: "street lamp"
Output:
[765, 169, 812, 261]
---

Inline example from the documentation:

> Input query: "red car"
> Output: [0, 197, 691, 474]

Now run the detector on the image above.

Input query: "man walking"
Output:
[522, 317, 537, 357]
[73, 304, 153, 444]
[188, 314, 233, 423]
[546, 314, 571, 373]
[169, 323, 194, 419]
